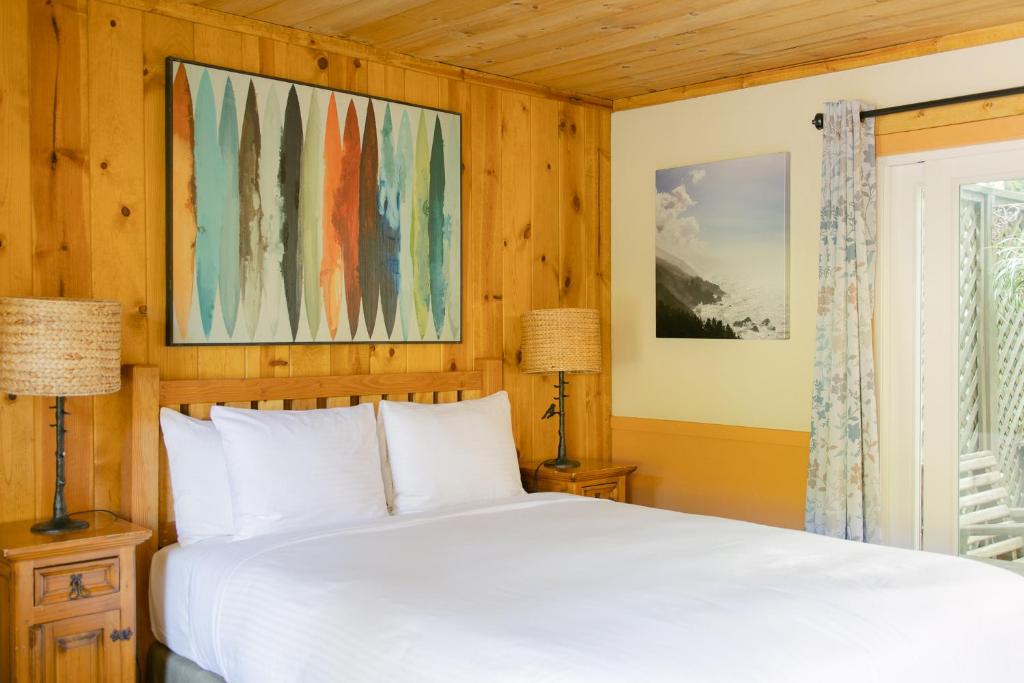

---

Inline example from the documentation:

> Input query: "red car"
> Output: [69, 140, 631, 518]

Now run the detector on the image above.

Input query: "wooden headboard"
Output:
[120, 358, 502, 667]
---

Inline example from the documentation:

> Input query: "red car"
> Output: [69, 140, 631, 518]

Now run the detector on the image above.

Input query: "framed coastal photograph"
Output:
[654, 152, 789, 340]
[165, 58, 462, 345]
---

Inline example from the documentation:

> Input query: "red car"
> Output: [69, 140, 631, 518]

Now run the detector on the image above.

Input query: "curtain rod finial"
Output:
[812, 113, 824, 130]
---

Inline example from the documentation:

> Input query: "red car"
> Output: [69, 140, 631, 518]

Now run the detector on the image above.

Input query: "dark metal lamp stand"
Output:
[541, 371, 580, 470]
[31, 396, 89, 535]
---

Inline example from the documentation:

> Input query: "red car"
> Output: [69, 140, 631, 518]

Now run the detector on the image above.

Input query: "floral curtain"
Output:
[805, 101, 880, 542]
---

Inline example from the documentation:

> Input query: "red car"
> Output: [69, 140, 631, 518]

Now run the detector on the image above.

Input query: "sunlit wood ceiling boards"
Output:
[171, 0, 1024, 106]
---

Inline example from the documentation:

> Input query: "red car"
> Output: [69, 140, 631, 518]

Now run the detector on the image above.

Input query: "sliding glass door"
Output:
[880, 142, 1024, 573]
[956, 177, 1024, 568]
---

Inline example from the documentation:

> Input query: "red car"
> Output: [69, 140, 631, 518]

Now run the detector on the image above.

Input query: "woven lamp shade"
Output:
[520, 308, 601, 375]
[0, 297, 122, 397]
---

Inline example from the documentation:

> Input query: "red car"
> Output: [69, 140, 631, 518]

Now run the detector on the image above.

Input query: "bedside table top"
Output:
[519, 458, 638, 483]
[0, 512, 151, 562]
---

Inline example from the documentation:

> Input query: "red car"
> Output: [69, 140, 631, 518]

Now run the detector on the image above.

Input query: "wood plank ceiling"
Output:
[175, 0, 1024, 102]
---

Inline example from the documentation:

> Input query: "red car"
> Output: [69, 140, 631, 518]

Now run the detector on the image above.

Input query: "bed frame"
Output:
[121, 358, 503, 671]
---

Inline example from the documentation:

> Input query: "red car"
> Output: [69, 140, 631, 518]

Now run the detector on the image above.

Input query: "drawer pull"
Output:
[68, 573, 89, 600]
[110, 628, 133, 642]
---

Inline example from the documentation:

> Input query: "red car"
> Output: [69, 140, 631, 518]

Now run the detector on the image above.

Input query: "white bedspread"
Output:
[151, 493, 1024, 682]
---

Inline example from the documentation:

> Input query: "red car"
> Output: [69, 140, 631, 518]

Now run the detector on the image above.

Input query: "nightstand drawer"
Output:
[580, 480, 620, 500]
[34, 556, 120, 607]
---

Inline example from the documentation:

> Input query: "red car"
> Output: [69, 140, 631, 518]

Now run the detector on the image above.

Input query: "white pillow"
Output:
[210, 404, 388, 539]
[378, 391, 525, 515]
[159, 408, 234, 545]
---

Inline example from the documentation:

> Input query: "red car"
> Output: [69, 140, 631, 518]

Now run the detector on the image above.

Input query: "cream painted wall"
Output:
[612, 38, 1024, 431]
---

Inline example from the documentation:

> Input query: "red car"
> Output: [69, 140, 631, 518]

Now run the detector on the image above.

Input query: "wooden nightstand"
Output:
[0, 512, 151, 683]
[520, 459, 638, 502]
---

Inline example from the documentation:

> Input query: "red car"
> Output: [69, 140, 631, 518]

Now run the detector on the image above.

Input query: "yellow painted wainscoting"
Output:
[611, 416, 810, 530]
[0, 0, 611, 525]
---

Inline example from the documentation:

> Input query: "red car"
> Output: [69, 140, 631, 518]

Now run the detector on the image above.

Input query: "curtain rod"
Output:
[811, 84, 1024, 130]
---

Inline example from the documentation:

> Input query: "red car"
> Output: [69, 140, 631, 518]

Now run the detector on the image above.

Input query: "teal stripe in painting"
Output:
[299, 90, 324, 340]
[259, 89, 285, 339]
[411, 110, 430, 338]
[281, 85, 303, 340]
[239, 80, 263, 341]
[396, 109, 415, 341]
[218, 77, 241, 337]
[378, 103, 400, 338]
[428, 116, 448, 337]
[194, 69, 225, 339]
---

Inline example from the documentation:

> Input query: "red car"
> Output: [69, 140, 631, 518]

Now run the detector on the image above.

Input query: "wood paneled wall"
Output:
[0, 0, 611, 525]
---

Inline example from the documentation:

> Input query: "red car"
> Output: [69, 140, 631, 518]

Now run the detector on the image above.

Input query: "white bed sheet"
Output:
[150, 493, 1024, 682]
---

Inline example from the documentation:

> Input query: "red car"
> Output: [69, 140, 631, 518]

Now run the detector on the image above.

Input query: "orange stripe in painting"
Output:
[171, 63, 196, 340]
[321, 94, 343, 339]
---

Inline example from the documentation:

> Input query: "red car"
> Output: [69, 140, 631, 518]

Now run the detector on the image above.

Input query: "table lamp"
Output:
[520, 308, 601, 470]
[0, 297, 121, 534]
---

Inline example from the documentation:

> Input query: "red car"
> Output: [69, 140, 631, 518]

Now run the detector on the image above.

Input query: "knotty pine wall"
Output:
[0, 0, 611, 524]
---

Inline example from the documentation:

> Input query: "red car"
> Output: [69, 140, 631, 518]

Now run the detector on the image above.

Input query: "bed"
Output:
[122, 360, 1024, 682]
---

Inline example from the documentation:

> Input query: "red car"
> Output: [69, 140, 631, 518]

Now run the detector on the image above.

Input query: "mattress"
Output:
[149, 492, 1024, 682]
[150, 537, 225, 668]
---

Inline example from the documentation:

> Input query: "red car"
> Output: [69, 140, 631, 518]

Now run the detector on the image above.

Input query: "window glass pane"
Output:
[958, 179, 1024, 566]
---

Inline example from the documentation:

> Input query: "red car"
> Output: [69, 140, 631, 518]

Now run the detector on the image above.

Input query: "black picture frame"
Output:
[165, 56, 463, 346]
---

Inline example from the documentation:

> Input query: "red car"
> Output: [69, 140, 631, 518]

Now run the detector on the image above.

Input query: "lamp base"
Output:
[31, 515, 89, 535]
[542, 457, 581, 471]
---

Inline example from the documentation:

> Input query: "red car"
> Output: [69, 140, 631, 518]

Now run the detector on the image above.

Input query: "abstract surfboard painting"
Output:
[165, 58, 462, 345]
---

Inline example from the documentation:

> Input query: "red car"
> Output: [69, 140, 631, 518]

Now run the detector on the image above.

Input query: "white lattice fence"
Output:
[991, 202, 1024, 508]
[959, 198, 983, 458]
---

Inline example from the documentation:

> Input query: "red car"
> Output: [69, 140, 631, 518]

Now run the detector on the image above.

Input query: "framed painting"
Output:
[655, 152, 790, 340]
[165, 58, 462, 345]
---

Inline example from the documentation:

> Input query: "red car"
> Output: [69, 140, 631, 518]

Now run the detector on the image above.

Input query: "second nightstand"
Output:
[520, 459, 638, 502]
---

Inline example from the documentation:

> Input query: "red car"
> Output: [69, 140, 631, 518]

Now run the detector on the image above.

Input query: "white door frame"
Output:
[877, 158, 924, 549]
[877, 138, 1024, 552]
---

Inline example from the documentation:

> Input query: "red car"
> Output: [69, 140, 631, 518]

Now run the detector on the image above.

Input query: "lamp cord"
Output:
[68, 508, 124, 521]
